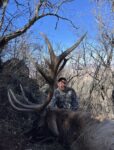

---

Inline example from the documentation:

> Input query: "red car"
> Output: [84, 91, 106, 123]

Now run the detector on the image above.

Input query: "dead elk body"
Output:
[8, 89, 114, 150]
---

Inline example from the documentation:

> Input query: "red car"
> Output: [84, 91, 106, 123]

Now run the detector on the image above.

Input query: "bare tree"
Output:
[0, 0, 77, 51]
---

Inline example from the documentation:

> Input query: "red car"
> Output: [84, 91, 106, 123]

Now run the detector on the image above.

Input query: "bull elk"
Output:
[8, 33, 114, 150]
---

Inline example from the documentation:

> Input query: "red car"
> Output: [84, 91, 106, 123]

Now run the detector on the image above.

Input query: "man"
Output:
[49, 77, 79, 111]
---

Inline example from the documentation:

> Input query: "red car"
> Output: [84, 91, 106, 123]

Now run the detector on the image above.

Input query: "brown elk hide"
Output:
[46, 109, 114, 150]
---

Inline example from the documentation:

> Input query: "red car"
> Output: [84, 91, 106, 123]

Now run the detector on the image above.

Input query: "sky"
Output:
[7, 0, 113, 49]
[30, 0, 98, 47]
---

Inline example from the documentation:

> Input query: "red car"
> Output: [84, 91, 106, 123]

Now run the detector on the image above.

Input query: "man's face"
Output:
[57, 80, 67, 91]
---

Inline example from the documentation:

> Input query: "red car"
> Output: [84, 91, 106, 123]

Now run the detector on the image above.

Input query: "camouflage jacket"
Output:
[49, 87, 79, 111]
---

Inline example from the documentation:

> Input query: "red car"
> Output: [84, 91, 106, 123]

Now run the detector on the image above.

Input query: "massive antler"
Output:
[36, 32, 86, 87]
[8, 33, 86, 112]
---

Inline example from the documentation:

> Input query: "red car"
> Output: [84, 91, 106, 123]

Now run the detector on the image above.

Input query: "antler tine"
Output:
[8, 89, 41, 109]
[56, 33, 87, 73]
[40, 32, 57, 65]
[20, 84, 35, 105]
[57, 58, 69, 75]
[8, 88, 53, 112]
[8, 91, 33, 111]
[59, 32, 87, 61]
